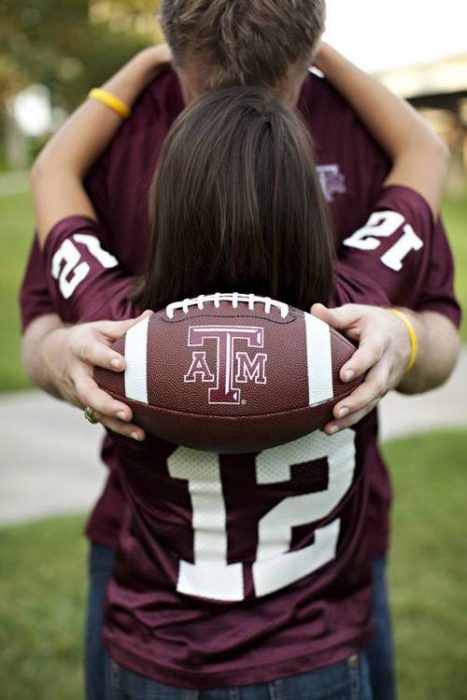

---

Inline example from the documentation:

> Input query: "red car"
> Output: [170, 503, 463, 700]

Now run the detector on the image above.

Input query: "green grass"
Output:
[0, 189, 34, 391]
[382, 430, 467, 699]
[0, 516, 86, 700]
[0, 187, 465, 392]
[442, 195, 467, 339]
[0, 430, 466, 699]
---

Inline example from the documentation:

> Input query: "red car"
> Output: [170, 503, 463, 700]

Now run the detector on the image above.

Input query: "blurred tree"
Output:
[0, 0, 163, 111]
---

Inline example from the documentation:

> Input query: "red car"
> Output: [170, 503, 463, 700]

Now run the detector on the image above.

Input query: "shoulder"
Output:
[300, 70, 351, 107]
[371, 184, 433, 224]
[299, 70, 384, 157]
[118, 69, 184, 137]
[299, 71, 362, 128]
[298, 71, 391, 233]
[84, 69, 184, 219]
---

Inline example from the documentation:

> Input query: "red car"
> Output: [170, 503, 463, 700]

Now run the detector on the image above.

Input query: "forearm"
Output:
[397, 310, 460, 393]
[35, 47, 169, 179]
[21, 314, 65, 399]
[314, 43, 440, 164]
[314, 43, 448, 214]
[31, 46, 171, 243]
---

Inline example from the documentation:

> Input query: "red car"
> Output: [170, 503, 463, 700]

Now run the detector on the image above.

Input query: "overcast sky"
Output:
[324, 0, 467, 72]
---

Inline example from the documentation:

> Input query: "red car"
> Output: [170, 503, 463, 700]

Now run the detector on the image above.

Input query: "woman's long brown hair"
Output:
[133, 86, 335, 312]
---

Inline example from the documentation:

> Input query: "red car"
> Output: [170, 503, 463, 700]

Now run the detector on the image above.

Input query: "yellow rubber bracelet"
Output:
[390, 309, 418, 372]
[88, 88, 131, 119]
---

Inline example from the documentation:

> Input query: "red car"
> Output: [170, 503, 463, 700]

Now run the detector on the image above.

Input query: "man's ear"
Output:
[176, 71, 193, 106]
[176, 61, 208, 104]
[310, 37, 323, 66]
[276, 60, 310, 105]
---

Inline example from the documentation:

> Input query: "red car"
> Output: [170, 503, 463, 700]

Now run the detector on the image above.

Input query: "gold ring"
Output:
[84, 406, 99, 425]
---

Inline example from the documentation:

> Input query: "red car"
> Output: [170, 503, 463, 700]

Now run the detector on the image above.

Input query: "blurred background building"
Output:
[324, 0, 467, 196]
[378, 55, 467, 196]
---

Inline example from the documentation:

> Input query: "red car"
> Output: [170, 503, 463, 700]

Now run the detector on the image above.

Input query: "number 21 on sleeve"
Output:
[51, 234, 118, 299]
[343, 210, 423, 272]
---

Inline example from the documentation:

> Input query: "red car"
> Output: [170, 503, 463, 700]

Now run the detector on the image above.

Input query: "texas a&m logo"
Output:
[184, 326, 267, 405]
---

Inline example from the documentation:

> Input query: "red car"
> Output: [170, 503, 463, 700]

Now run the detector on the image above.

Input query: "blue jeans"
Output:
[366, 557, 396, 700]
[105, 655, 372, 700]
[85, 543, 117, 700]
[85, 544, 392, 699]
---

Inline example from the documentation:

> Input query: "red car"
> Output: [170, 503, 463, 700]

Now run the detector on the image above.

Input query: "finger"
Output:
[333, 362, 390, 420]
[310, 303, 331, 322]
[340, 335, 385, 382]
[76, 336, 126, 372]
[94, 412, 146, 441]
[311, 303, 360, 332]
[155, 43, 172, 62]
[95, 311, 153, 341]
[78, 312, 154, 370]
[324, 398, 380, 434]
[74, 372, 133, 421]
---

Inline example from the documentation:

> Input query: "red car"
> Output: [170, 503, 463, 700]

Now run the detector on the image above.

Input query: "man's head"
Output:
[159, 0, 326, 102]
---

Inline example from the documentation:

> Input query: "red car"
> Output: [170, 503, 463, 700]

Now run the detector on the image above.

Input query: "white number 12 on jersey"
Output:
[343, 210, 423, 272]
[51, 234, 118, 299]
[168, 429, 356, 602]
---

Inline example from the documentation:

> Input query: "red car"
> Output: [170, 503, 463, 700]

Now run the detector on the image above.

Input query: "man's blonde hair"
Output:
[160, 0, 325, 88]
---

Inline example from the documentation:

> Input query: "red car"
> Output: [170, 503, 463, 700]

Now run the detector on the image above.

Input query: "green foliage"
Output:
[0, 431, 466, 698]
[0, 0, 162, 110]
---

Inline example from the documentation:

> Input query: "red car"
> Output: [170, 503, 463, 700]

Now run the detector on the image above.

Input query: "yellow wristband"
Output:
[390, 309, 418, 372]
[88, 88, 131, 119]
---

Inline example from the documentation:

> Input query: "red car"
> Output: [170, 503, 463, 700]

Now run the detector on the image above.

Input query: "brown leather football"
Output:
[94, 293, 362, 452]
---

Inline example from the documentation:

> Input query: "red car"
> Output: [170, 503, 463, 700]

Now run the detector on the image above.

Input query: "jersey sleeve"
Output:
[18, 143, 114, 332]
[43, 215, 136, 323]
[331, 261, 390, 308]
[19, 235, 56, 331]
[334, 185, 437, 310]
[412, 218, 462, 327]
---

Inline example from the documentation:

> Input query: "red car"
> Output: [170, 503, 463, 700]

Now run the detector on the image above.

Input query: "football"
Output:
[94, 293, 362, 452]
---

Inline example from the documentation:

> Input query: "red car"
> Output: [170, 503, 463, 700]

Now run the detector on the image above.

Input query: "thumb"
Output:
[311, 303, 357, 330]
[310, 303, 333, 324]
[311, 303, 363, 342]
[97, 310, 153, 342]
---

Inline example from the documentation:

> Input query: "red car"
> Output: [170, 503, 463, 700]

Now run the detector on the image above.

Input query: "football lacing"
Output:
[165, 293, 289, 319]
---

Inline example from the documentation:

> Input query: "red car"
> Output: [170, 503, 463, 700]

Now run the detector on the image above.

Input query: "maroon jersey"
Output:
[41, 178, 443, 686]
[43, 186, 435, 321]
[20, 69, 460, 564]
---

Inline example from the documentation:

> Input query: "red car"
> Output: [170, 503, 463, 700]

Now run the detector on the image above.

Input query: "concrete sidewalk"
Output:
[1, 348, 466, 527]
